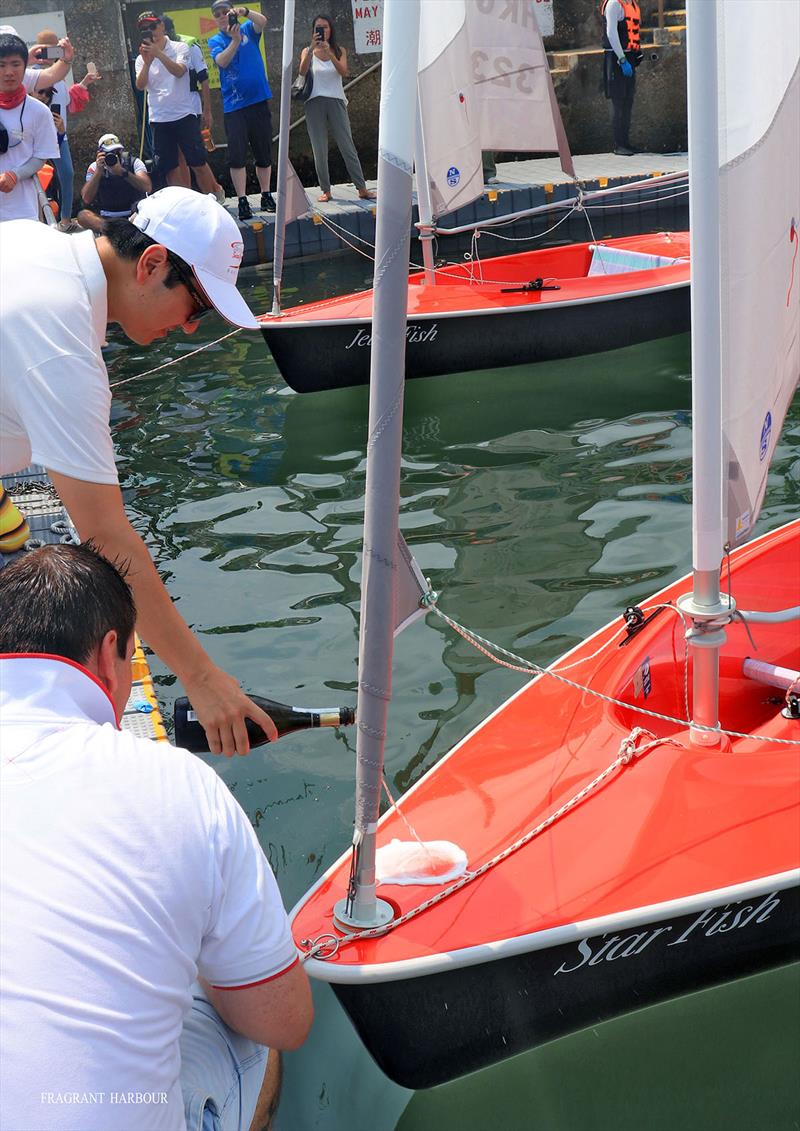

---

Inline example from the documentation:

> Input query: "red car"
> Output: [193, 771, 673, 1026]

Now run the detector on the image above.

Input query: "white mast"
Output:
[271, 0, 295, 316]
[679, 0, 731, 745]
[334, 0, 421, 931]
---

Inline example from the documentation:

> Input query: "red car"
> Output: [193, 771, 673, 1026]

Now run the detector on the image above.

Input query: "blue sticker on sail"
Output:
[759, 411, 772, 461]
[446, 166, 460, 187]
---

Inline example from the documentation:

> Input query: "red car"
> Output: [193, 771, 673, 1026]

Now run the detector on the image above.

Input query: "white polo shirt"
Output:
[0, 93, 59, 222]
[0, 220, 118, 483]
[0, 655, 298, 1131]
[135, 39, 196, 123]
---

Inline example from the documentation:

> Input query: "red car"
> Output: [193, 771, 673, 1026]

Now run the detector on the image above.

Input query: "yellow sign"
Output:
[164, 5, 268, 92]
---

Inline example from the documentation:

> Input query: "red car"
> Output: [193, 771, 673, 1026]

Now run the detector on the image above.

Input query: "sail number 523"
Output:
[472, 52, 536, 95]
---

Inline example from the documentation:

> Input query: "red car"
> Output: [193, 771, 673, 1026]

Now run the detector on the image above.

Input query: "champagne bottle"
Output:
[173, 694, 355, 753]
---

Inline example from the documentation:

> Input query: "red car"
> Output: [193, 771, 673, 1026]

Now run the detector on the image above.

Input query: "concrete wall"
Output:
[3, 0, 686, 209]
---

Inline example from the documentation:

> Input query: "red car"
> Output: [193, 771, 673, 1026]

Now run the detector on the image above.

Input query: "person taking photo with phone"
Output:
[208, 2, 275, 221]
[0, 32, 59, 222]
[297, 13, 373, 204]
[134, 11, 222, 199]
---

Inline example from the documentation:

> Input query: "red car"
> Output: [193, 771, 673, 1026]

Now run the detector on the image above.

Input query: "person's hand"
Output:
[108, 159, 127, 177]
[52, 111, 65, 133]
[95, 150, 107, 170]
[28, 45, 45, 65]
[139, 42, 155, 63]
[202, 110, 213, 132]
[80, 70, 101, 87]
[229, 21, 242, 42]
[619, 58, 633, 77]
[234, 6, 249, 15]
[183, 665, 278, 757]
[0, 171, 18, 193]
[59, 37, 74, 63]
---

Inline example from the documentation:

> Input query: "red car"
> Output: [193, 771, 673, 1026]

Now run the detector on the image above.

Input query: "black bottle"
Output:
[173, 694, 356, 753]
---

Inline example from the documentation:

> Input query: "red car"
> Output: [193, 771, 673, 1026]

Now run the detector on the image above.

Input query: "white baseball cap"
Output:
[130, 187, 259, 330]
[98, 132, 124, 151]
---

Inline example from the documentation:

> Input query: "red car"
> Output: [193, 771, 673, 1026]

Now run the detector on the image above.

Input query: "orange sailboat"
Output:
[289, 0, 799, 1090]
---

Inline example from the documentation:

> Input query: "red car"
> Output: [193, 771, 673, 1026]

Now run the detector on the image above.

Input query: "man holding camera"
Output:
[134, 11, 220, 197]
[208, 2, 275, 221]
[77, 132, 151, 231]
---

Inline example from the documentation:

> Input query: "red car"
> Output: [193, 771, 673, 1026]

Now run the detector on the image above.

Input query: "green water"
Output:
[106, 255, 800, 1131]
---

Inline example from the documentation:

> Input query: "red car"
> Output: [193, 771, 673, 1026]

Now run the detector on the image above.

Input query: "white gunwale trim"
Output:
[260, 278, 690, 330]
[300, 869, 800, 984]
[291, 518, 800, 981]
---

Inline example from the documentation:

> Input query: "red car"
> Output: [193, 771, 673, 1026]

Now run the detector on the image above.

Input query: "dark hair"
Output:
[161, 14, 176, 39]
[311, 13, 341, 60]
[0, 542, 136, 663]
[0, 33, 28, 63]
[101, 217, 186, 290]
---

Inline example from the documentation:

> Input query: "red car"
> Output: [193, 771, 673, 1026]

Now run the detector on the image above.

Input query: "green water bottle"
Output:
[173, 694, 356, 753]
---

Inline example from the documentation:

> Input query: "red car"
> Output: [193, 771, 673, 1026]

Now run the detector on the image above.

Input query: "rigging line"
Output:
[108, 328, 242, 389]
[424, 603, 800, 747]
[300, 728, 673, 961]
[584, 189, 691, 211]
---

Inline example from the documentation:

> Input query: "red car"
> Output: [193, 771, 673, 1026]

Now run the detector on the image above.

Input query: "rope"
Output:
[299, 726, 672, 961]
[108, 328, 242, 389]
[423, 600, 800, 746]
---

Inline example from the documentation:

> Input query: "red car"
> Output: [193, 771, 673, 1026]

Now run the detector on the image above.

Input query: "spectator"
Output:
[0, 541, 313, 1131]
[0, 32, 59, 223]
[77, 131, 151, 232]
[0, 24, 76, 93]
[208, 2, 275, 221]
[161, 13, 225, 199]
[601, 0, 643, 156]
[0, 186, 279, 755]
[34, 27, 102, 230]
[134, 11, 223, 200]
[297, 13, 374, 204]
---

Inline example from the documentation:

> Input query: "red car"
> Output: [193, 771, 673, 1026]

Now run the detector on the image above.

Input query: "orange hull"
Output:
[292, 521, 800, 1085]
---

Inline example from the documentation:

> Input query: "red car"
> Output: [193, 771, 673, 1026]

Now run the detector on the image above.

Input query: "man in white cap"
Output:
[0, 187, 277, 756]
[77, 131, 151, 231]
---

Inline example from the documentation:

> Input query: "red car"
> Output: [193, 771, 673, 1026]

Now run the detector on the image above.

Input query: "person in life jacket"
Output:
[601, 0, 644, 156]
[76, 132, 152, 232]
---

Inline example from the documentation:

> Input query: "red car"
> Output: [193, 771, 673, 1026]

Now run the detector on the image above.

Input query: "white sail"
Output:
[718, 1, 799, 545]
[417, 0, 573, 219]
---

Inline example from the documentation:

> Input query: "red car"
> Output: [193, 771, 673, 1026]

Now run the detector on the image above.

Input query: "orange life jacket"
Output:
[601, 0, 641, 54]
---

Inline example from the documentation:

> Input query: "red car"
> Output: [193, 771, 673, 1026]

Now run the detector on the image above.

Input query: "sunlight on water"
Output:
[107, 254, 800, 1131]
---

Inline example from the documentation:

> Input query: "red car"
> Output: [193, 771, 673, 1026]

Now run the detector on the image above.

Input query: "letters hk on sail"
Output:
[417, 0, 574, 219]
[720, 2, 799, 545]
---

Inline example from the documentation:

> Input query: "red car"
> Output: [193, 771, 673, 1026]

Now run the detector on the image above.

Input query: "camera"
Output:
[228, 11, 239, 29]
[104, 151, 119, 168]
[140, 31, 154, 44]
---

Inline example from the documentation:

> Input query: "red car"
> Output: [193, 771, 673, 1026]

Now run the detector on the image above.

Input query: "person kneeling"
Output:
[0, 542, 312, 1131]
[77, 131, 151, 231]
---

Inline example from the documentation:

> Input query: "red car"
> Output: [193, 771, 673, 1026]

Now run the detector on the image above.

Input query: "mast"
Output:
[679, 0, 731, 745]
[414, 94, 436, 284]
[271, 0, 295, 316]
[334, 0, 421, 931]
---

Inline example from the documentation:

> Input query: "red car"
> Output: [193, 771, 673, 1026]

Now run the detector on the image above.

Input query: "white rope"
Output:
[108, 328, 242, 389]
[425, 602, 800, 746]
[300, 726, 672, 961]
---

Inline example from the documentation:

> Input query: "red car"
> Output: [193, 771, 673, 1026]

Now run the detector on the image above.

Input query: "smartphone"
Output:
[38, 45, 65, 61]
[228, 12, 239, 28]
[87, 61, 97, 76]
[315, 28, 324, 40]
[50, 103, 61, 116]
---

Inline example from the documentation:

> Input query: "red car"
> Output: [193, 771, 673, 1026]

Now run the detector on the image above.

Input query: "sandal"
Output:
[358, 189, 376, 200]
[318, 192, 332, 202]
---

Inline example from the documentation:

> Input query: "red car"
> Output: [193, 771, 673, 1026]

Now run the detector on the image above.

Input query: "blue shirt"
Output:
[208, 20, 272, 112]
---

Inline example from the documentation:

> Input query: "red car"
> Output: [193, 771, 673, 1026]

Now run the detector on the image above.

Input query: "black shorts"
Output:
[151, 114, 208, 173]
[223, 99, 272, 169]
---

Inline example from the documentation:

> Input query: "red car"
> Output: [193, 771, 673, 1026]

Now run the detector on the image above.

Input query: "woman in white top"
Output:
[298, 13, 374, 203]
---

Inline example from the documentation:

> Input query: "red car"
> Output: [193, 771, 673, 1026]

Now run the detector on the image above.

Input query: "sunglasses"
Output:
[167, 254, 213, 324]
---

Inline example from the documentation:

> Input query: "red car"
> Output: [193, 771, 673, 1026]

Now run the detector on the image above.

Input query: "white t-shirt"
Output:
[0, 221, 118, 482]
[0, 94, 59, 222]
[23, 69, 70, 132]
[0, 655, 297, 1131]
[135, 39, 196, 123]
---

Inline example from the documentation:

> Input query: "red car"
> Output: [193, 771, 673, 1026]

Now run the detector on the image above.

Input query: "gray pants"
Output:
[304, 96, 366, 194]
